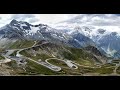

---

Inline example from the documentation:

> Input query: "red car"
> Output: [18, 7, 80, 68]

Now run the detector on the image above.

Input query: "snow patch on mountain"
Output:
[106, 44, 117, 57]
[21, 23, 27, 27]
[30, 26, 39, 33]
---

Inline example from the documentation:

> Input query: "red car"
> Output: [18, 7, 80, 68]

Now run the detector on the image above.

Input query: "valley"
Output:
[0, 40, 119, 76]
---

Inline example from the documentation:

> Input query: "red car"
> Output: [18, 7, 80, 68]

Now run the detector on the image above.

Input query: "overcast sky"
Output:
[0, 14, 77, 27]
[0, 14, 120, 28]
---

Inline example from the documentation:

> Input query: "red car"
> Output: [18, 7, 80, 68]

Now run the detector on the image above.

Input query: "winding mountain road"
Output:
[45, 58, 78, 69]
[14, 41, 79, 71]
[1, 41, 114, 74]
[112, 62, 120, 75]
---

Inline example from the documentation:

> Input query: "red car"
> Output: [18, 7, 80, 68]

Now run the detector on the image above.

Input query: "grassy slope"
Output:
[6, 59, 64, 75]
[24, 60, 62, 75]
[20, 50, 52, 61]
[9, 40, 35, 49]
[117, 66, 120, 74]
[0, 55, 5, 60]
[8, 41, 118, 75]
[48, 59, 69, 68]
[5, 60, 25, 75]
[20, 43, 98, 66]
[62, 47, 96, 67]
[0, 48, 5, 52]
[0, 48, 5, 60]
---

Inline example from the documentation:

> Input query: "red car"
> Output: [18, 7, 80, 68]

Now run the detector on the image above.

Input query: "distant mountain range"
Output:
[0, 19, 120, 59]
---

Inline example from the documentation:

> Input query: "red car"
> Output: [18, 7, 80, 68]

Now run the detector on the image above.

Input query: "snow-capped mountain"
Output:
[0, 19, 97, 48]
[0, 19, 68, 42]
[66, 26, 96, 48]
[95, 32, 120, 59]
[56, 23, 120, 59]
[1, 19, 120, 59]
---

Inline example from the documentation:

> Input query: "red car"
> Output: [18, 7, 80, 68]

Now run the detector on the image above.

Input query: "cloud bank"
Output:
[62, 14, 120, 26]
[0, 14, 120, 28]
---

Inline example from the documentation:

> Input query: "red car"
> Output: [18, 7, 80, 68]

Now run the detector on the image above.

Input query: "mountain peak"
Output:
[97, 29, 106, 34]
[10, 19, 19, 25]
[11, 19, 18, 22]
[111, 32, 118, 36]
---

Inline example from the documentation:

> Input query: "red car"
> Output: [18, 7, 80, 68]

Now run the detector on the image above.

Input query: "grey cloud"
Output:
[114, 14, 120, 16]
[64, 14, 85, 23]
[89, 14, 120, 26]
[62, 14, 106, 23]
[10, 14, 36, 21]
[10, 14, 40, 24]
[89, 21, 117, 26]
[28, 18, 39, 23]
[63, 14, 120, 26]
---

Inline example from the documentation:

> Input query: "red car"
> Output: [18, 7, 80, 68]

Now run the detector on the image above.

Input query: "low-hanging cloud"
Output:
[28, 18, 40, 23]
[63, 14, 120, 26]
[11, 14, 35, 20]
[0, 14, 120, 28]
[10, 14, 40, 24]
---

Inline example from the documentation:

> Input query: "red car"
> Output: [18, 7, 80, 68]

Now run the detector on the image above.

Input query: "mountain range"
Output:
[0, 19, 120, 60]
[0, 19, 120, 75]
